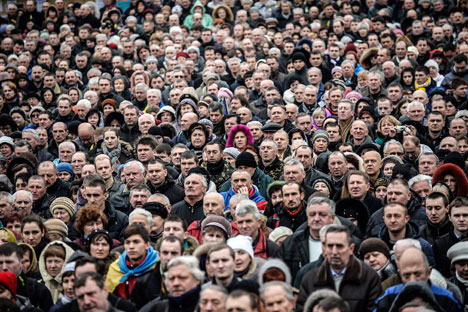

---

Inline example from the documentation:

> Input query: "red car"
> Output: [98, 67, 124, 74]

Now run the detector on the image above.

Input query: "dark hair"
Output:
[74, 272, 105, 290]
[160, 235, 185, 254]
[164, 215, 187, 231]
[0, 242, 23, 259]
[426, 191, 449, 207]
[21, 214, 45, 233]
[75, 256, 107, 276]
[123, 223, 150, 243]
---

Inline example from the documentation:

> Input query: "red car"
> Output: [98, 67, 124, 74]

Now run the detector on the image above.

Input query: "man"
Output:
[366, 179, 426, 238]
[420, 192, 451, 245]
[434, 197, 468, 277]
[172, 112, 198, 145]
[418, 152, 439, 175]
[138, 114, 156, 135]
[38, 161, 70, 198]
[171, 173, 207, 225]
[408, 174, 432, 205]
[202, 142, 234, 189]
[176, 151, 199, 187]
[236, 199, 278, 259]
[54, 96, 76, 126]
[140, 256, 203, 312]
[199, 285, 227, 312]
[221, 170, 267, 212]
[337, 100, 355, 143]
[283, 158, 319, 201]
[349, 120, 374, 150]
[297, 224, 381, 311]
[362, 150, 383, 184]
[94, 154, 127, 213]
[259, 140, 283, 181]
[448, 241, 468, 307]
[0, 243, 53, 311]
[162, 215, 199, 255]
[0, 192, 12, 224]
[328, 151, 347, 190]
[80, 174, 129, 241]
[75, 272, 119, 312]
[260, 281, 296, 312]
[128, 185, 150, 211]
[48, 122, 69, 158]
[123, 161, 146, 190]
[225, 289, 260, 312]
[12, 190, 33, 217]
[120, 105, 142, 145]
[345, 170, 383, 215]
[205, 244, 240, 291]
[135, 135, 158, 166]
[75, 123, 95, 153]
[105, 224, 158, 305]
[375, 248, 461, 311]
[28, 175, 54, 219]
[147, 159, 184, 205]
[268, 182, 307, 232]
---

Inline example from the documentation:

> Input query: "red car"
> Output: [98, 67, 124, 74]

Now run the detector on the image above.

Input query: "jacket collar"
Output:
[315, 255, 362, 287]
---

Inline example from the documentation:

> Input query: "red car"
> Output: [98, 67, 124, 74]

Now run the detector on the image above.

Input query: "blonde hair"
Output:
[377, 115, 400, 133]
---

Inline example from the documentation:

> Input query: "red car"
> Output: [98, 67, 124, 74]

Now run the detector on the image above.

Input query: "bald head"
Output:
[203, 192, 225, 216]
[398, 247, 431, 284]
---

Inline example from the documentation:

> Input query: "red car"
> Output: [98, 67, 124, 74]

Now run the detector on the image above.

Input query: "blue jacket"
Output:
[221, 185, 267, 210]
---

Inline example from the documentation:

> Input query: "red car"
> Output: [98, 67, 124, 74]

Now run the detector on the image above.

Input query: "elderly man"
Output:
[28, 175, 54, 219]
[76, 122, 95, 152]
[140, 256, 203, 312]
[261, 281, 296, 312]
[187, 192, 225, 243]
[297, 224, 381, 312]
[236, 199, 278, 259]
[13, 190, 33, 217]
[138, 113, 156, 134]
[375, 248, 461, 312]
[221, 170, 267, 212]
[448, 242, 468, 306]
[171, 173, 207, 225]
[38, 161, 70, 197]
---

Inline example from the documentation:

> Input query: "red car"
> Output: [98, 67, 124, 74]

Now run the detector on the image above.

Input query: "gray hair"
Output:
[186, 173, 208, 188]
[260, 281, 294, 301]
[77, 99, 92, 109]
[59, 141, 76, 153]
[167, 256, 204, 282]
[138, 113, 155, 126]
[393, 238, 421, 253]
[148, 193, 171, 207]
[383, 139, 403, 155]
[284, 158, 305, 173]
[135, 83, 149, 92]
[147, 88, 161, 98]
[124, 160, 145, 173]
[130, 208, 154, 226]
[247, 121, 262, 128]
[88, 77, 100, 86]
[0, 191, 13, 204]
[22, 129, 38, 140]
[408, 174, 432, 189]
[307, 196, 336, 214]
[236, 199, 260, 220]
[260, 139, 278, 151]
[229, 194, 249, 207]
[407, 101, 425, 112]
[12, 190, 32, 203]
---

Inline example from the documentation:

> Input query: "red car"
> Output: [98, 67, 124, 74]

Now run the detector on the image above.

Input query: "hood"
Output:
[212, 4, 233, 20]
[18, 243, 38, 276]
[388, 282, 444, 312]
[225, 124, 254, 148]
[256, 258, 292, 286]
[39, 241, 75, 283]
[190, 0, 206, 14]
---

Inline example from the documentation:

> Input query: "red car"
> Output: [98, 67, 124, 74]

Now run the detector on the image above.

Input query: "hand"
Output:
[237, 186, 249, 195]
[404, 125, 417, 137]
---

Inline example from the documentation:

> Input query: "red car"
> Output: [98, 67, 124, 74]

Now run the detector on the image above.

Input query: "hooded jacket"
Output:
[257, 258, 292, 287]
[219, 168, 275, 200]
[221, 185, 268, 212]
[39, 241, 75, 303]
[18, 243, 39, 279]
[184, 0, 213, 29]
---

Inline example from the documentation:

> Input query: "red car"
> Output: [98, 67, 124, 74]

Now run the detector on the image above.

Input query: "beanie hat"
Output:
[218, 88, 233, 100]
[176, 51, 190, 59]
[346, 91, 362, 101]
[391, 163, 418, 181]
[292, 52, 307, 63]
[269, 226, 293, 243]
[0, 272, 17, 297]
[425, 59, 439, 72]
[44, 219, 68, 238]
[223, 147, 240, 159]
[50, 197, 75, 219]
[202, 215, 232, 238]
[408, 46, 419, 57]
[358, 237, 391, 259]
[57, 162, 74, 176]
[227, 235, 254, 259]
[235, 152, 257, 168]
[311, 130, 329, 144]
[332, 66, 342, 75]
[358, 105, 376, 120]
[0, 228, 16, 243]
[62, 262, 76, 275]
[198, 118, 214, 130]
[101, 99, 117, 110]
[375, 177, 390, 188]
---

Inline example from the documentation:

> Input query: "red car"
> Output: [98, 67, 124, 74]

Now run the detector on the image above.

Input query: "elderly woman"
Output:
[358, 238, 396, 281]
[376, 115, 401, 146]
[225, 124, 254, 152]
[187, 123, 210, 159]
[73, 204, 113, 250]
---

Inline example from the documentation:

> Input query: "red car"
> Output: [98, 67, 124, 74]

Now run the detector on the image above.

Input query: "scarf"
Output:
[117, 246, 159, 283]
[103, 143, 122, 175]
[414, 77, 432, 92]
[456, 271, 468, 286]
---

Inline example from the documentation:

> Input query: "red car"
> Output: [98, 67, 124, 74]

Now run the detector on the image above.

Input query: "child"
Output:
[312, 107, 327, 131]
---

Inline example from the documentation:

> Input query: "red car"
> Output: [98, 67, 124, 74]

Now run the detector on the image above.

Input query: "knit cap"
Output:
[358, 237, 391, 259]
[223, 147, 240, 159]
[57, 163, 74, 176]
[269, 226, 293, 243]
[44, 219, 68, 238]
[0, 228, 16, 243]
[218, 88, 233, 100]
[50, 197, 75, 219]
[0, 271, 17, 297]
[227, 235, 254, 259]
[311, 130, 329, 144]
[202, 215, 232, 238]
[235, 152, 257, 168]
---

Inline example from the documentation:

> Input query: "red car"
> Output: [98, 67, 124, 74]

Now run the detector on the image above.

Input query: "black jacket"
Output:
[55, 292, 136, 312]
[47, 178, 71, 198]
[434, 227, 465, 278]
[140, 286, 200, 312]
[17, 272, 54, 312]
[119, 124, 141, 145]
[419, 217, 451, 246]
[103, 200, 130, 242]
[147, 178, 185, 205]
[32, 193, 55, 219]
[171, 198, 204, 225]
[267, 201, 308, 232]
[130, 262, 164, 309]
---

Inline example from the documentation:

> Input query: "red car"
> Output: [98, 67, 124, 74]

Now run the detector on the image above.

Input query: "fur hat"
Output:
[433, 163, 468, 197]
[358, 237, 390, 259]
[235, 152, 257, 168]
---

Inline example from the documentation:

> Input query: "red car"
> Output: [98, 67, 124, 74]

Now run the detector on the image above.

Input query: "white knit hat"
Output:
[227, 235, 254, 259]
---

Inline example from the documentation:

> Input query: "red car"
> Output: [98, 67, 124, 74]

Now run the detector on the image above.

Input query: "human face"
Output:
[282, 184, 303, 210]
[14, 192, 33, 217]
[347, 174, 369, 199]
[147, 162, 167, 187]
[403, 141, 420, 161]
[425, 197, 448, 225]
[236, 213, 259, 239]
[283, 164, 305, 184]
[0, 198, 11, 220]
[28, 178, 47, 201]
[59, 145, 74, 163]
[83, 218, 104, 236]
[443, 174, 457, 193]
[53, 208, 70, 223]
[124, 108, 138, 127]
[231, 172, 252, 193]
[364, 251, 388, 271]
[72, 153, 87, 176]
[159, 240, 182, 269]
[185, 174, 206, 199]
[363, 151, 381, 177]
[82, 186, 107, 209]
[210, 247, 235, 280]
[350, 121, 367, 140]
[52, 123, 68, 143]
[387, 183, 411, 206]
[180, 157, 197, 178]
[124, 234, 149, 263]
[411, 180, 431, 204]
[62, 275, 75, 299]
[124, 164, 145, 187]
[103, 131, 119, 150]
[328, 154, 347, 180]
[166, 263, 200, 296]
[75, 278, 109, 312]
[163, 221, 186, 241]
[46, 255, 65, 277]
[203, 194, 224, 216]
[22, 222, 44, 247]
[384, 204, 409, 233]
[450, 206, 468, 233]
[307, 202, 334, 238]
[325, 232, 354, 272]
[262, 284, 294, 312]
[38, 165, 57, 187]
[199, 288, 226, 312]
[233, 248, 251, 273]
[0, 253, 22, 276]
[418, 155, 437, 175]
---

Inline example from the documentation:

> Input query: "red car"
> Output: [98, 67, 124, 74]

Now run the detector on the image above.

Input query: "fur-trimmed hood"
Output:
[433, 163, 468, 197]
[359, 48, 379, 70]
[225, 124, 254, 148]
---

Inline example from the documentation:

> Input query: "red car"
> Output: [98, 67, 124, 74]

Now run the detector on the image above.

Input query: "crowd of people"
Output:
[0, 0, 467, 311]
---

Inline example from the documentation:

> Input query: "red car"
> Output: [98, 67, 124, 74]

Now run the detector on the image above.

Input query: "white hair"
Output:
[77, 99, 92, 109]
[59, 141, 76, 153]
[130, 208, 153, 226]
[12, 190, 32, 203]
[408, 174, 432, 189]
[138, 113, 155, 126]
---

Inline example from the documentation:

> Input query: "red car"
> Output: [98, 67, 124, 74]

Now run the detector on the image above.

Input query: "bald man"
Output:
[172, 112, 198, 145]
[76, 122, 95, 152]
[375, 248, 461, 312]
[187, 192, 225, 243]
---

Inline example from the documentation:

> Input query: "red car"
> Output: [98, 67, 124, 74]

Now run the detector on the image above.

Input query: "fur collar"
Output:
[314, 255, 362, 287]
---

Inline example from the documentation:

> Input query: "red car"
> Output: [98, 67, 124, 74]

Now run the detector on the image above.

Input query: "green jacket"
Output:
[219, 168, 274, 199]
[184, 0, 213, 29]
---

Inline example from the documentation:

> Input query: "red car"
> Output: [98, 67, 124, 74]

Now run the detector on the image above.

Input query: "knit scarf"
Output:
[414, 77, 432, 92]
[456, 271, 468, 286]
[103, 143, 122, 175]
[117, 246, 159, 283]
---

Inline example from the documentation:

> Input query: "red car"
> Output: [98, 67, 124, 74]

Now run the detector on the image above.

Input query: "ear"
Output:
[405, 215, 410, 223]
[350, 243, 355, 253]
[300, 191, 305, 201]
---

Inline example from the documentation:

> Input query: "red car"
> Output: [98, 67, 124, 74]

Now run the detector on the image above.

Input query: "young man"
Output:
[420, 192, 451, 245]
[105, 224, 158, 307]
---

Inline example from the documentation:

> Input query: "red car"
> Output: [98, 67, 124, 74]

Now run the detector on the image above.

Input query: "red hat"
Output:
[176, 51, 190, 59]
[0, 272, 17, 297]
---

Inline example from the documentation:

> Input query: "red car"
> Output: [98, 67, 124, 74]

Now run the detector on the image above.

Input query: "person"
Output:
[171, 173, 207, 225]
[260, 281, 296, 312]
[140, 256, 203, 312]
[221, 170, 268, 212]
[268, 182, 307, 232]
[74, 272, 122, 312]
[227, 235, 259, 280]
[198, 285, 227, 312]
[447, 241, 468, 307]
[146, 159, 184, 205]
[419, 192, 451, 245]
[204, 243, 241, 291]
[358, 238, 396, 281]
[297, 224, 381, 312]
[375, 247, 462, 312]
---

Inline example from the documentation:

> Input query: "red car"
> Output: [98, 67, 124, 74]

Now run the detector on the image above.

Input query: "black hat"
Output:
[143, 202, 168, 219]
[261, 122, 282, 132]
[235, 152, 257, 168]
[148, 126, 163, 137]
[358, 238, 390, 259]
[292, 52, 307, 63]
[356, 96, 373, 107]
[68, 120, 81, 136]
[391, 163, 418, 181]
[358, 106, 376, 120]
[356, 143, 380, 156]
[444, 152, 465, 171]
[104, 112, 125, 127]
[85, 229, 113, 250]
[335, 198, 369, 234]
[188, 166, 211, 185]
[24, 92, 40, 101]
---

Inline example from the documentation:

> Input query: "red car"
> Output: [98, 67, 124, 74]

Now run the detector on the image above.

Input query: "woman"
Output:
[223, 147, 239, 167]
[0, 136, 15, 160]
[19, 242, 39, 279]
[433, 163, 468, 197]
[400, 68, 415, 91]
[376, 115, 401, 146]
[187, 123, 209, 159]
[112, 75, 133, 101]
[212, 5, 233, 24]
[156, 106, 176, 125]
[39, 241, 74, 302]
[225, 124, 254, 152]
[227, 236, 262, 280]
[311, 130, 329, 157]
[10, 108, 29, 131]
[358, 238, 396, 281]
[68, 87, 82, 106]
[311, 178, 335, 198]
[97, 127, 134, 175]
[50, 262, 75, 312]
[50, 197, 74, 229]
[5, 212, 23, 235]
[21, 214, 49, 261]
[86, 108, 103, 128]
[3, 81, 19, 108]
[104, 112, 125, 130]
[41, 87, 57, 109]
[102, 99, 117, 119]
[85, 229, 118, 268]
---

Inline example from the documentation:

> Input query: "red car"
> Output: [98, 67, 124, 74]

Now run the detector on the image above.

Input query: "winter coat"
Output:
[107, 179, 128, 213]
[119, 124, 141, 145]
[17, 272, 54, 312]
[140, 286, 201, 312]
[433, 227, 464, 278]
[32, 193, 55, 219]
[449, 276, 468, 309]
[219, 168, 274, 200]
[129, 262, 165, 309]
[54, 293, 137, 312]
[39, 241, 75, 303]
[184, 0, 213, 28]
[171, 198, 204, 225]
[442, 67, 468, 89]
[297, 256, 381, 312]
[47, 178, 71, 198]
[252, 228, 279, 259]
[147, 178, 185, 205]
[419, 216, 451, 246]
[267, 202, 308, 232]
[103, 200, 130, 242]
[202, 159, 235, 190]
[221, 186, 268, 212]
